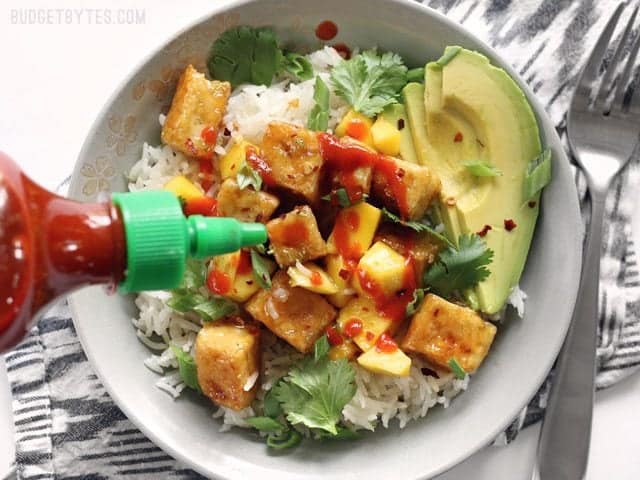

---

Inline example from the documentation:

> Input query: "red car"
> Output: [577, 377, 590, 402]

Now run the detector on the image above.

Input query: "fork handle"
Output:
[532, 191, 605, 480]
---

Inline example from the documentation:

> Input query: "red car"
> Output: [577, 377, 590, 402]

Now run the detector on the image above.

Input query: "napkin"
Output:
[5, 0, 640, 477]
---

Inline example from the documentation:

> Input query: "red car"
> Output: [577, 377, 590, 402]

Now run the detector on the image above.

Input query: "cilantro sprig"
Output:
[380, 208, 454, 248]
[330, 49, 408, 116]
[307, 76, 330, 131]
[250, 249, 272, 289]
[463, 160, 503, 177]
[423, 234, 494, 297]
[321, 188, 367, 208]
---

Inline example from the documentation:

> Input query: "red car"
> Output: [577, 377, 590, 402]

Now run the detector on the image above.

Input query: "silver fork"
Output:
[532, 3, 640, 480]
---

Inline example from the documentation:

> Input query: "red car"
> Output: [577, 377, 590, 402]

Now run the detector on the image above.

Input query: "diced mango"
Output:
[354, 242, 408, 297]
[219, 140, 256, 179]
[335, 109, 374, 147]
[287, 261, 339, 295]
[327, 202, 382, 259]
[228, 255, 276, 303]
[357, 347, 411, 377]
[371, 117, 401, 155]
[328, 340, 359, 361]
[164, 175, 204, 201]
[337, 296, 395, 351]
[325, 255, 356, 308]
[209, 250, 241, 282]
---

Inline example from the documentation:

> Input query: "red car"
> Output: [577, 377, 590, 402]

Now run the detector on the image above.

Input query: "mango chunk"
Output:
[357, 346, 411, 377]
[219, 140, 256, 179]
[335, 109, 374, 147]
[371, 117, 401, 155]
[287, 261, 339, 295]
[354, 241, 408, 297]
[209, 250, 275, 302]
[328, 340, 360, 361]
[327, 202, 382, 259]
[325, 254, 356, 308]
[337, 296, 394, 351]
[164, 175, 204, 201]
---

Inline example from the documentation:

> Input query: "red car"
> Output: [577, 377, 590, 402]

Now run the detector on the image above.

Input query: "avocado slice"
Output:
[380, 104, 419, 164]
[406, 47, 544, 314]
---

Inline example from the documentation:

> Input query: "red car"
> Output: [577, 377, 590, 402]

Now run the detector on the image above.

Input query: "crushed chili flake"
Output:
[326, 325, 343, 346]
[504, 219, 517, 231]
[397, 118, 405, 130]
[338, 268, 351, 280]
[433, 308, 440, 317]
[454, 132, 463, 143]
[476, 138, 485, 148]
[528, 200, 537, 208]
[477, 224, 492, 237]
[365, 331, 375, 341]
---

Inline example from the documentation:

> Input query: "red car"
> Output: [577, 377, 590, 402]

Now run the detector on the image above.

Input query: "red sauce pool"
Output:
[236, 250, 252, 275]
[200, 126, 218, 145]
[332, 209, 363, 260]
[345, 119, 368, 141]
[315, 20, 338, 41]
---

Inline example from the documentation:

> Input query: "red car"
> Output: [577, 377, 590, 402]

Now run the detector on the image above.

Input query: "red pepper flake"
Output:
[454, 132, 463, 143]
[326, 325, 343, 346]
[397, 118, 405, 130]
[528, 200, 537, 208]
[504, 219, 517, 231]
[376, 333, 398, 353]
[310, 271, 322, 286]
[338, 268, 351, 281]
[477, 224, 492, 237]
[332, 43, 351, 59]
[198, 158, 214, 192]
[315, 20, 338, 41]
[433, 308, 440, 317]
[185, 138, 197, 156]
[343, 318, 363, 338]
[476, 138, 485, 148]
[200, 125, 218, 145]
[365, 331, 375, 341]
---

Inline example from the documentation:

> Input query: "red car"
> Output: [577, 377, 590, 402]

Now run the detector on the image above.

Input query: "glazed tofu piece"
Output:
[261, 122, 324, 203]
[267, 206, 328, 267]
[401, 294, 497, 373]
[245, 271, 337, 353]
[161, 65, 231, 159]
[374, 224, 440, 277]
[195, 318, 260, 410]
[371, 156, 441, 220]
[216, 178, 280, 223]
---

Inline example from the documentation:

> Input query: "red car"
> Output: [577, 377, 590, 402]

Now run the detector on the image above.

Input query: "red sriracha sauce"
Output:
[236, 250, 253, 275]
[200, 126, 218, 145]
[245, 146, 276, 187]
[343, 318, 363, 338]
[345, 119, 368, 141]
[376, 333, 399, 353]
[310, 271, 323, 286]
[268, 219, 310, 247]
[326, 325, 343, 346]
[207, 269, 232, 295]
[315, 20, 338, 41]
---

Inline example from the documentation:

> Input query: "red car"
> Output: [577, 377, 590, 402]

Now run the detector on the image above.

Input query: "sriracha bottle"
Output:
[0, 152, 267, 351]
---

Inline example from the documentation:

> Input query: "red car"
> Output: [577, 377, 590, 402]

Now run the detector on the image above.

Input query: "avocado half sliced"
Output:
[403, 47, 544, 314]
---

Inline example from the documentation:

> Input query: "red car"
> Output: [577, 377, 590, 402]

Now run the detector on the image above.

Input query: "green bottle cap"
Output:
[111, 191, 267, 293]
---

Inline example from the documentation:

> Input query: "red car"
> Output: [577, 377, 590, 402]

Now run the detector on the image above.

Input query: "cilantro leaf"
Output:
[281, 52, 314, 81]
[463, 160, 503, 177]
[321, 188, 365, 208]
[314, 335, 330, 361]
[307, 76, 330, 131]
[263, 388, 283, 418]
[237, 163, 263, 191]
[170, 345, 201, 392]
[524, 148, 552, 200]
[316, 426, 360, 441]
[448, 358, 467, 379]
[406, 288, 426, 317]
[380, 208, 454, 248]
[168, 291, 238, 321]
[208, 26, 281, 86]
[266, 429, 302, 449]
[330, 49, 408, 116]
[423, 234, 494, 296]
[250, 249, 272, 289]
[273, 356, 356, 435]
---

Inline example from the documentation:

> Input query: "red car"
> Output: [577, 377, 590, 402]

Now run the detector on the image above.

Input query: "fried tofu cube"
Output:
[354, 241, 408, 298]
[327, 202, 382, 259]
[267, 206, 327, 267]
[216, 178, 280, 223]
[337, 296, 396, 352]
[161, 65, 231, 159]
[195, 318, 260, 410]
[325, 254, 356, 308]
[261, 122, 324, 203]
[374, 224, 440, 278]
[401, 294, 497, 373]
[245, 271, 336, 353]
[287, 262, 339, 295]
[357, 346, 411, 377]
[371, 156, 441, 220]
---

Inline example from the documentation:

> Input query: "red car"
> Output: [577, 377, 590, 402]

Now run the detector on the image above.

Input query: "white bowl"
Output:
[68, 0, 582, 478]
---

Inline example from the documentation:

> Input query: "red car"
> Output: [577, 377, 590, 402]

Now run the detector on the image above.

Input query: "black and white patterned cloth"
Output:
[5, 0, 640, 477]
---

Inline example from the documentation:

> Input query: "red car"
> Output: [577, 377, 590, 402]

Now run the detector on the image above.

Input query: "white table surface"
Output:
[1, 1, 639, 478]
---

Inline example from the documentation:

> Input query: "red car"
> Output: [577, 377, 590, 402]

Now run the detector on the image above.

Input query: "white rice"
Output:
[126, 46, 519, 435]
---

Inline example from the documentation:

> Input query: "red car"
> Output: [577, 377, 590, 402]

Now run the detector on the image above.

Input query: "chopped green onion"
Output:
[436, 46, 462, 67]
[307, 76, 330, 131]
[170, 346, 201, 392]
[237, 163, 263, 191]
[317, 426, 360, 440]
[406, 288, 426, 317]
[250, 249, 272, 289]
[463, 160, 502, 177]
[246, 416, 285, 433]
[266, 429, 302, 450]
[448, 358, 467, 380]
[524, 148, 552, 200]
[406, 67, 425, 83]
